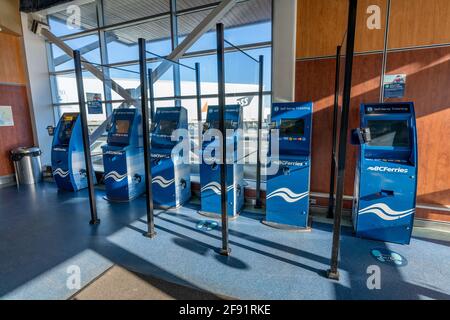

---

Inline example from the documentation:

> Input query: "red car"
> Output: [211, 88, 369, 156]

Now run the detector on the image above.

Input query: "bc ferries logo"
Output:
[367, 166, 408, 174]
[266, 188, 308, 203]
[201, 182, 233, 195]
[359, 203, 414, 221]
[104, 171, 127, 182]
[53, 168, 69, 178]
[371, 248, 408, 267]
[152, 176, 175, 188]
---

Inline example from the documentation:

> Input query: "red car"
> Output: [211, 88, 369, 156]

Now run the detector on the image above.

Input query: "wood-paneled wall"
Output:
[0, 85, 34, 176]
[388, 0, 450, 49]
[0, 32, 27, 85]
[296, 0, 387, 59]
[385, 47, 450, 208]
[0, 31, 34, 177]
[296, 0, 450, 222]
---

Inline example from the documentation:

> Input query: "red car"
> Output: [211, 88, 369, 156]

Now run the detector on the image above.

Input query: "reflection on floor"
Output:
[0, 182, 449, 300]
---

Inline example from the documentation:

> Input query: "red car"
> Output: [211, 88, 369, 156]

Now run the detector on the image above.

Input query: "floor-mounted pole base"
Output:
[326, 269, 340, 281]
[143, 231, 157, 239]
[89, 219, 101, 225]
[220, 248, 231, 256]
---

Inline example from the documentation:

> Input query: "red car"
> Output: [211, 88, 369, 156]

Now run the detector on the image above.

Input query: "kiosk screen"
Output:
[210, 120, 237, 130]
[115, 120, 131, 135]
[157, 120, 178, 136]
[368, 120, 410, 147]
[280, 119, 305, 137]
[58, 117, 76, 145]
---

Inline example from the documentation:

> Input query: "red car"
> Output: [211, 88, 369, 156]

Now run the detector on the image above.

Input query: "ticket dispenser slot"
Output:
[199, 105, 244, 219]
[51, 113, 97, 191]
[352, 102, 418, 245]
[265, 102, 313, 229]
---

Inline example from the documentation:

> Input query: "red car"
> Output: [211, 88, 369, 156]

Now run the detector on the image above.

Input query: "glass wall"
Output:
[46, 0, 273, 181]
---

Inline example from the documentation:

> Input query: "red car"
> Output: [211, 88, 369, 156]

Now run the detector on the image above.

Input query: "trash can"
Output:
[10, 147, 42, 185]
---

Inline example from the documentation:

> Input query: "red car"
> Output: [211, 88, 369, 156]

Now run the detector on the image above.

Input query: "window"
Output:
[46, 0, 273, 183]
[47, 1, 98, 37]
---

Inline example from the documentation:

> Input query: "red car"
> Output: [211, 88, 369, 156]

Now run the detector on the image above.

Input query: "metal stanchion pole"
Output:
[327, 45, 342, 219]
[73, 50, 100, 225]
[216, 23, 230, 256]
[138, 38, 156, 238]
[255, 55, 264, 209]
[327, 0, 358, 280]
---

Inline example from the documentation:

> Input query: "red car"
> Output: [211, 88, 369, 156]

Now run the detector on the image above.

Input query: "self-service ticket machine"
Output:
[102, 108, 145, 202]
[52, 113, 96, 191]
[199, 105, 244, 219]
[265, 102, 313, 229]
[150, 107, 191, 208]
[352, 102, 418, 245]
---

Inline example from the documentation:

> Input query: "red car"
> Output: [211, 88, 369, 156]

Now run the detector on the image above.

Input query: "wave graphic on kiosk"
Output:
[201, 182, 234, 195]
[266, 188, 309, 203]
[53, 168, 70, 178]
[152, 176, 175, 188]
[104, 171, 128, 182]
[359, 203, 415, 221]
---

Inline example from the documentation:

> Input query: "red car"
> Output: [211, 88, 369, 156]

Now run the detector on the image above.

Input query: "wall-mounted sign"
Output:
[384, 74, 406, 99]
[86, 93, 103, 115]
[0, 106, 14, 127]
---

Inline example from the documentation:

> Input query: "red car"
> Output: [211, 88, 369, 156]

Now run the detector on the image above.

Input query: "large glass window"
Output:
[47, 1, 98, 37]
[46, 0, 273, 182]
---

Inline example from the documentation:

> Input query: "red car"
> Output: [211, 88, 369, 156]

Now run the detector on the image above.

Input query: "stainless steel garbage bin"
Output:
[10, 147, 42, 185]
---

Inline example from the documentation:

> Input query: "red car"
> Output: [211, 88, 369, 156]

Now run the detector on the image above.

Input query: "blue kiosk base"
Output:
[261, 219, 312, 232]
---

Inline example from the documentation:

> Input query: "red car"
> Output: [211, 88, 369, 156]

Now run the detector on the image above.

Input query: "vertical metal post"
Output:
[96, 0, 113, 117]
[170, 0, 181, 107]
[327, 46, 342, 219]
[139, 39, 156, 238]
[73, 50, 100, 225]
[327, 0, 358, 280]
[148, 68, 156, 122]
[255, 55, 264, 209]
[216, 23, 230, 256]
[195, 62, 203, 155]
[379, 0, 392, 103]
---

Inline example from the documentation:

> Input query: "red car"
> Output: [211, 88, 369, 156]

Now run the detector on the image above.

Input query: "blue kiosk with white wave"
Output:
[265, 102, 313, 229]
[51, 113, 97, 191]
[199, 105, 244, 219]
[102, 108, 145, 202]
[352, 102, 418, 245]
[150, 107, 191, 208]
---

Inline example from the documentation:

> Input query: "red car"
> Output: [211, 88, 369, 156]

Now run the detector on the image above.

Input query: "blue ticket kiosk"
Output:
[199, 105, 244, 219]
[102, 108, 145, 202]
[352, 102, 418, 245]
[265, 102, 313, 229]
[51, 113, 96, 191]
[150, 107, 191, 208]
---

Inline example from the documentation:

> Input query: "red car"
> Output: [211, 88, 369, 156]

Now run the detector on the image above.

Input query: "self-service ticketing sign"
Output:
[353, 102, 418, 245]
[150, 107, 191, 208]
[200, 105, 244, 218]
[266, 102, 313, 229]
[52, 113, 96, 191]
[102, 108, 145, 202]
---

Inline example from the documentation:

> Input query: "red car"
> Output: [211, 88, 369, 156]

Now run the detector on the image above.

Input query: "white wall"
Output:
[21, 13, 54, 166]
[272, 0, 297, 103]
